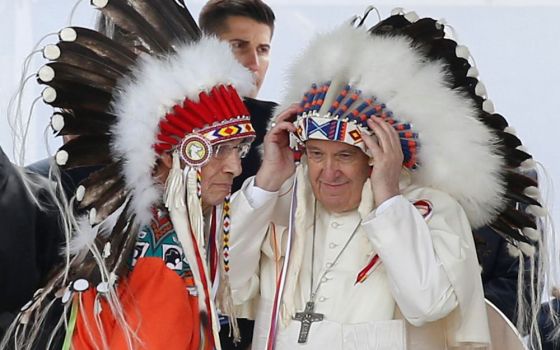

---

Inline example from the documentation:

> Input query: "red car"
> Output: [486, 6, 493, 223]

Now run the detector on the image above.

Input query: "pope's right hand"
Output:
[255, 105, 299, 191]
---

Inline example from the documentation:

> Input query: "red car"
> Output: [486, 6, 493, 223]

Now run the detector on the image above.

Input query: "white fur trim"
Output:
[110, 36, 255, 226]
[277, 26, 506, 228]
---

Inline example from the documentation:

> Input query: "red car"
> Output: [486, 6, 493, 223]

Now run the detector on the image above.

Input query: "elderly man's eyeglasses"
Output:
[213, 142, 251, 159]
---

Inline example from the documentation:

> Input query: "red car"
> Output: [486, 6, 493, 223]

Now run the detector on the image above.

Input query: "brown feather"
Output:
[64, 27, 137, 67]
[95, 0, 168, 53]
[53, 41, 130, 79]
[90, 182, 128, 225]
[38, 62, 117, 95]
[78, 162, 123, 208]
[42, 84, 112, 113]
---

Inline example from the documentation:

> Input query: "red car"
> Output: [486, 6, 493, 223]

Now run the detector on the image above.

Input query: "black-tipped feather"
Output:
[505, 171, 539, 191]
[52, 109, 116, 136]
[125, 0, 200, 45]
[488, 224, 520, 248]
[94, 0, 169, 53]
[443, 58, 472, 89]
[90, 182, 128, 225]
[501, 147, 533, 168]
[500, 206, 538, 230]
[38, 62, 117, 95]
[496, 130, 522, 149]
[480, 113, 509, 130]
[57, 135, 112, 169]
[111, 215, 139, 277]
[104, 202, 134, 271]
[63, 27, 137, 67]
[368, 14, 411, 34]
[491, 218, 532, 245]
[172, 0, 202, 41]
[401, 18, 444, 44]
[502, 169, 541, 208]
[43, 84, 113, 113]
[52, 41, 130, 79]
[503, 191, 542, 208]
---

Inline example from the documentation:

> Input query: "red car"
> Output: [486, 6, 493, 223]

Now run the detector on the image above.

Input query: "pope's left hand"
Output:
[361, 116, 404, 206]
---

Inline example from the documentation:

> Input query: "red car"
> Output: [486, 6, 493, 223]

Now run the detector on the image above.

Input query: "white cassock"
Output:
[228, 170, 490, 350]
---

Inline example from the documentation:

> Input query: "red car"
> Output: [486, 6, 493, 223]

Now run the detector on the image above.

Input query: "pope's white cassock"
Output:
[227, 169, 490, 350]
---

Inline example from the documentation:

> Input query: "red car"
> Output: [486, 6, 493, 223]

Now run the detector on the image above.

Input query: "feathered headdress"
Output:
[281, 9, 543, 253]
[4, 1, 255, 349]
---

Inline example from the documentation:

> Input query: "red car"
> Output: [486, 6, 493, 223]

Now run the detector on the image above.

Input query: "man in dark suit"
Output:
[199, 0, 277, 193]
[0, 148, 62, 339]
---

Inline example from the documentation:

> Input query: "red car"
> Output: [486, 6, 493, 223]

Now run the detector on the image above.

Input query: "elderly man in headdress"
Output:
[225, 11, 542, 349]
[1, 1, 259, 349]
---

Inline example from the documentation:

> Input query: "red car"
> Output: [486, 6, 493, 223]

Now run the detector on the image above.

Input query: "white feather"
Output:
[68, 216, 98, 255]
[68, 203, 127, 255]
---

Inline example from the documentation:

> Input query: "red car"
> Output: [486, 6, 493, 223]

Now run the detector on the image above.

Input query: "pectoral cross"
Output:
[292, 301, 324, 343]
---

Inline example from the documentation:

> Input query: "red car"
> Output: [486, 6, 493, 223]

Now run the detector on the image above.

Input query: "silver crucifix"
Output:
[292, 301, 324, 343]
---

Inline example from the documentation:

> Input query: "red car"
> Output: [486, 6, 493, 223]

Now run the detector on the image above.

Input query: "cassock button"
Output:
[325, 262, 333, 268]
[329, 243, 338, 249]
[321, 277, 329, 283]
[319, 296, 327, 302]
[331, 222, 340, 229]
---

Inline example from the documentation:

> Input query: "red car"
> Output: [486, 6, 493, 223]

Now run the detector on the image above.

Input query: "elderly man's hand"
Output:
[362, 116, 404, 206]
[255, 105, 298, 191]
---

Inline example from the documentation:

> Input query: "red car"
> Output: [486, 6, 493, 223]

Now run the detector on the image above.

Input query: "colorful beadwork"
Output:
[293, 81, 420, 169]
[222, 195, 231, 272]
